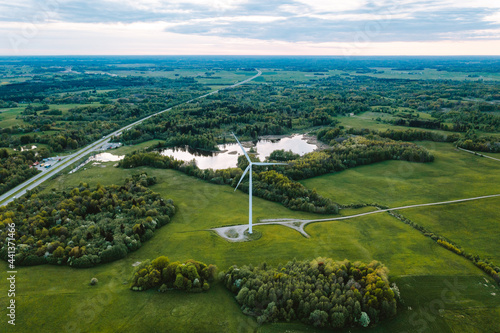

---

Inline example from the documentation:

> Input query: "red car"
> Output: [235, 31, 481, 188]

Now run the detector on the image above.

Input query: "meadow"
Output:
[0, 107, 25, 127]
[1, 138, 498, 332]
[301, 142, 500, 207]
[346, 67, 500, 81]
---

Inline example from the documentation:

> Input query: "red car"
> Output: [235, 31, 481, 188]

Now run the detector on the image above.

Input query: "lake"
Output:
[159, 134, 318, 170]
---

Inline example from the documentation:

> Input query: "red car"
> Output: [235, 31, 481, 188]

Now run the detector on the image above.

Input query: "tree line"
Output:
[317, 127, 459, 144]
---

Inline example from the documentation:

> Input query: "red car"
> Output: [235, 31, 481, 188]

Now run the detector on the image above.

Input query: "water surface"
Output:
[160, 134, 317, 170]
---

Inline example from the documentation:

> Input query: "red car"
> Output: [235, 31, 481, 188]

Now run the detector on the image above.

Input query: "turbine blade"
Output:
[232, 132, 251, 163]
[252, 162, 288, 166]
[234, 165, 251, 191]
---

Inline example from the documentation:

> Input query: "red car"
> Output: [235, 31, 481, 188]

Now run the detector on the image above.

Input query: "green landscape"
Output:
[0, 56, 499, 332]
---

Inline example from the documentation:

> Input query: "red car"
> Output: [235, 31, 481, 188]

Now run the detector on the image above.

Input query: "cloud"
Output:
[164, 6, 500, 43]
[1, 0, 499, 55]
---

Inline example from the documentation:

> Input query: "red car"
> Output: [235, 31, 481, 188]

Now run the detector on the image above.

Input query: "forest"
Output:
[223, 258, 398, 328]
[130, 256, 217, 292]
[0, 174, 175, 267]
[0, 78, 206, 153]
[0, 148, 42, 195]
[115, 75, 499, 152]
[1, 58, 498, 198]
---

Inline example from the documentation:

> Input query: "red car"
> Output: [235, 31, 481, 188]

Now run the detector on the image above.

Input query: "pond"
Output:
[159, 134, 318, 170]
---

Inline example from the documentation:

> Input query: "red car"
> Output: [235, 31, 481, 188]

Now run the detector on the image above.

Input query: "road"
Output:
[0, 70, 262, 207]
[457, 147, 500, 162]
[212, 193, 500, 241]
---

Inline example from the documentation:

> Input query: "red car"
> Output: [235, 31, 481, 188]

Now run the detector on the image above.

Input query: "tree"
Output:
[331, 312, 345, 328]
[309, 310, 328, 328]
[359, 311, 370, 327]
[52, 246, 65, 258]
[174, 273, 185, 289]
[151, 256, 169, 271]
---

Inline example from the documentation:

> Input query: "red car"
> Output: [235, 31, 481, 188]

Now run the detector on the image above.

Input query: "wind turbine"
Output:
[232, 133, 287, 234]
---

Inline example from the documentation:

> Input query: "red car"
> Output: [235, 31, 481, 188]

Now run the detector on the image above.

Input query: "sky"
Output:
[0, 0, 500, 55]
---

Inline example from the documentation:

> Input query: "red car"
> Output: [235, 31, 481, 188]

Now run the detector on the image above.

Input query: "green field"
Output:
[0, 103, 100, 130]
[301, 142, 500, 206]
[0, 107, 25, 128]
[346, 67, 500, 81]
[100, 68, 257, 88]
[253, 70, 342, 82]
[110, 139, 164, 155]
[254, 67, 500, 82]
[2, 138, 498, 332]
[339, 111, 500, 139]
[338, 113, 468, 137]
[399, 197, 500, 263]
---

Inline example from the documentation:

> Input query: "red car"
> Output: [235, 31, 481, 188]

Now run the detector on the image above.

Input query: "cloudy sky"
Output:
[1, 0, 500, 55]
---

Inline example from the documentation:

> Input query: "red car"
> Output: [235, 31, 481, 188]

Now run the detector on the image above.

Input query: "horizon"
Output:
[1, 55, 500, 58]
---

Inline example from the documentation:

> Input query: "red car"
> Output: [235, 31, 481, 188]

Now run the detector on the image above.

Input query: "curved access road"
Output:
[457, 147, 500, 162]
[212, 193, 500, 241]
[0, 70, 262, 207]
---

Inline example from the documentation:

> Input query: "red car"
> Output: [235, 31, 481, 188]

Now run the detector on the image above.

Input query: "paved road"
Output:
[0, 70, 262, 207]
[212, 193, 500, 241]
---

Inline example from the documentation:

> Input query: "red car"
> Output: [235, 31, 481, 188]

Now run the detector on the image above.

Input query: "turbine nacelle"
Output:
[232, 133, 287, 234]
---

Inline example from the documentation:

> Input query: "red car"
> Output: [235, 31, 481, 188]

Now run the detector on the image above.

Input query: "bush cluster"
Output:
[130, 256, 217, 292]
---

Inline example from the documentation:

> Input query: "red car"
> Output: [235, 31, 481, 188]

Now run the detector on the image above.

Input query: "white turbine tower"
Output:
[233, 133, 287, 234]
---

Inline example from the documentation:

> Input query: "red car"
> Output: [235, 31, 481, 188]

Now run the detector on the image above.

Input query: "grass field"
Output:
[398, 197, 500, 263]
[301, 142, 500, 206]
[2, 142, 498, 332]
[0, 107, 25, 128]
[253, 70, 343, 82]
[338, 113, 466, 137]
[255, 67, 500, 82]
[102, 68, 257, 87]
[109, 139, 164, 155]
[346, 67, 500, 81]
[0, 103, 100, 130]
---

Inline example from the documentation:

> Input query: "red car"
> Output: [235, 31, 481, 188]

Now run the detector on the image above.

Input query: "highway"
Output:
[0, 69, 262, 207]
